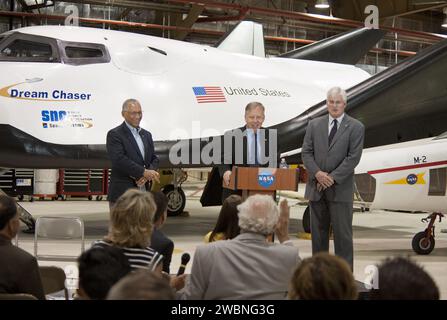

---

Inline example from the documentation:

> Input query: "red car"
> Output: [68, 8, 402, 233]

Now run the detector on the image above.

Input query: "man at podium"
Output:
[218, 102, 277, 202]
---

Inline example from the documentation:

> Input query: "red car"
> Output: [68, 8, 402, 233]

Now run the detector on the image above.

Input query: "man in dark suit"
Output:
[218, 101, 276, 202]
[302, 87, 365, 270]
[0, 195, 45, 299]
[106, 99, 160, 205]
[150, 191, 174, 274]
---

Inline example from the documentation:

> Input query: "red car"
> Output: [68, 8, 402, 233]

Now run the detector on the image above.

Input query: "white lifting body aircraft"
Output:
[355, 133, 447, 255]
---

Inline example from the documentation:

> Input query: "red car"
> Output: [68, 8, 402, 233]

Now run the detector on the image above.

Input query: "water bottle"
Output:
[280, 158, 288, 169]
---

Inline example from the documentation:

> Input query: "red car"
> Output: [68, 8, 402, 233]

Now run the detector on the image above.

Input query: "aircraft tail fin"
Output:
[216, 21, 265, 57]
[279, 28, 386, 64]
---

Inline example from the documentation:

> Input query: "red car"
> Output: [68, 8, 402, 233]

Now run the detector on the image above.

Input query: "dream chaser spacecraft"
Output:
[0, 23, 371, 169]
[1, 22, 447, 207]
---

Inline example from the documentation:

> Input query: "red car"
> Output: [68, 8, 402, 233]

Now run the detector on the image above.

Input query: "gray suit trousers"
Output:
[309, 194, 353, 270]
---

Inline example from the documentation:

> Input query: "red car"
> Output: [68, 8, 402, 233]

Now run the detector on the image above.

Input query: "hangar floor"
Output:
[15, 182, 447, 299]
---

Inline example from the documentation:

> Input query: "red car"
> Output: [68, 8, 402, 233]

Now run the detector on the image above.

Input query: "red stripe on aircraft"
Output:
[368, 160, 447, 175]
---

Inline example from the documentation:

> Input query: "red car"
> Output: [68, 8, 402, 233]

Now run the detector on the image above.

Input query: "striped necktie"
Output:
[328, 119, 338, 145]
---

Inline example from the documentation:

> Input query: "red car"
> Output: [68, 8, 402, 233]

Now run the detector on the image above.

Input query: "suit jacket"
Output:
[198, 126, 277, 206]
[150, 229, 174, 274]
[182, 232, 301, 300]
[106, 122, 159, 203]
[218, 126, 274, 177]
[0, 235, 45, 299]
[302, 114, 364, 202]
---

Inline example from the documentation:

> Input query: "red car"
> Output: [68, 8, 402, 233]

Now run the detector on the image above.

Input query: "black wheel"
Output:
[162, 185, 186, 217]
[96, 196, 103, 201]
[412, 231, 435, 255]
[18, 195, 24, 201]
[29, 197, 34, 202]
[88, 195, 93, 201]
[303, 206, 311, 233]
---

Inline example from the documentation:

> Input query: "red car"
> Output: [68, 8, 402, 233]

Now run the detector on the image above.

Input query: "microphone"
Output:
[177, 253, 191, 276]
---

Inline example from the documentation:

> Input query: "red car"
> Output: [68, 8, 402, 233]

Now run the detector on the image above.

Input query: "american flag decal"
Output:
[192, 86, 227, 103]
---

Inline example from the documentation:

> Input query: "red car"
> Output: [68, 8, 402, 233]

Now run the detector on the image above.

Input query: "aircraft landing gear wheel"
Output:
[412, 231, 435, 255]
[163, 184, 186, 217]
[303, 206, 311, 233]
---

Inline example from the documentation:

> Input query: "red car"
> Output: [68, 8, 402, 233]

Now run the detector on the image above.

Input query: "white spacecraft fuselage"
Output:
[0, 26, 370, 147]
[356, 135, 447, 213]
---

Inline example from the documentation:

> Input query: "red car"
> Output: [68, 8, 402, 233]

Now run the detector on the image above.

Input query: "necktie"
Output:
[328, 119, 338, 146]
[137, 131, 146, 191]
[254, 131, 258, 165]
[137, 130, 145, 160]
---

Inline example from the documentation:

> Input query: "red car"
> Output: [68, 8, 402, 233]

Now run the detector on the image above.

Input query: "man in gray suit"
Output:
[302, 86, 364, 270]
[182, 194, 300, 300]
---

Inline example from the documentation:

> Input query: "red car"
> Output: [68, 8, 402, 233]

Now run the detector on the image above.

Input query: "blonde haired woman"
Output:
[95, 189, 163, 273]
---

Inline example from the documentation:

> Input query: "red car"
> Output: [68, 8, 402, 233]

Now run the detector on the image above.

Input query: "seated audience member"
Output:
[204, 195, 242, 243]
[95, 189, 163, 272]
[150, 191, 174, 274]
[371, 256, 439, 300]
[77, 246, 131, 300]
[0, 195, 45, 300]
[182, 194, 301, 300]
[107, 270, 175, 300]
[288, 252, 358, 300]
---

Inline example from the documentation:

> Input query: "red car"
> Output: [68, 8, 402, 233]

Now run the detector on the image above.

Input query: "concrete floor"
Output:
[15, 182, 447, 299]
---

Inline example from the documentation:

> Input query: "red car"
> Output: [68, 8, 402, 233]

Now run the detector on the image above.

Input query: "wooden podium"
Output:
[223, 166, 299, 200]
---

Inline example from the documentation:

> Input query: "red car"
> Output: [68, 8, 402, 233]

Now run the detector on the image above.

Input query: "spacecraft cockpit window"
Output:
[0, 32, 60, 63]
[65, 46, 103, 58]
[59, 41, 111, 65]
[1, 39, 52, 60]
